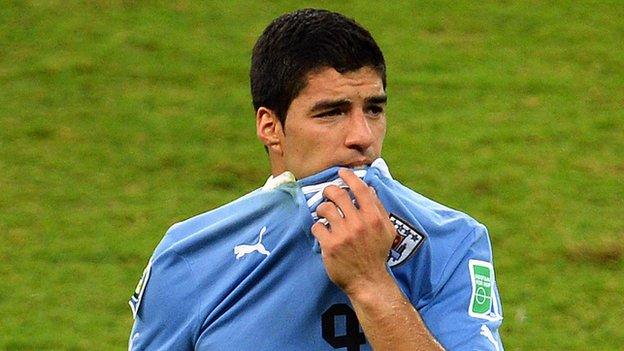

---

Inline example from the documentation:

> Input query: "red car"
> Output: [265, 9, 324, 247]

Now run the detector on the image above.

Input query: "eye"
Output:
[366, 105, 384, 116]
[314, 108, 344, 118]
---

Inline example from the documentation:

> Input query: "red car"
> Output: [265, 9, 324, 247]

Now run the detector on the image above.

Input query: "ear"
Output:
[256, 107, 284, 155]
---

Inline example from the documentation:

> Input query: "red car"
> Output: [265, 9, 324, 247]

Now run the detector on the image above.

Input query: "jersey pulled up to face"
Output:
[129, 158, 504, 351]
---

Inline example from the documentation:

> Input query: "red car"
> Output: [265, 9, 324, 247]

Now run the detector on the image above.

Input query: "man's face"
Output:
[273, 66, 387, 179]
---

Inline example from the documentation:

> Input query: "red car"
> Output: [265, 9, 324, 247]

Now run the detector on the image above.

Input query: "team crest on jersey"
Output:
[387, 214, 425, 267]
[129, 258, 152, 319]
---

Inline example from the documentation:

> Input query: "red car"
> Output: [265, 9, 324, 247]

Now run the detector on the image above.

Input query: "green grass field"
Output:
[1, 1, 622, 350]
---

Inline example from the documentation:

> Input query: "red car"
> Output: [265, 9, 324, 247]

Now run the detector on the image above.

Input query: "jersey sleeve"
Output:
[419, 225, 504, 351]
[128, 249, 200, 350]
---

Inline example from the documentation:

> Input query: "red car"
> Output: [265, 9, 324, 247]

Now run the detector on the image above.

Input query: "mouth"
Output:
[343, 159, 372, 169]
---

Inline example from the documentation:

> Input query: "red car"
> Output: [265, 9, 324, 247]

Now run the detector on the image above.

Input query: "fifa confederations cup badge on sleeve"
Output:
[468, 259, 502, 321]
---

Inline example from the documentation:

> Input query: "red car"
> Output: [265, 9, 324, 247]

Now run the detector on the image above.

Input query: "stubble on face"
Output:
[273, 66, 387, 179]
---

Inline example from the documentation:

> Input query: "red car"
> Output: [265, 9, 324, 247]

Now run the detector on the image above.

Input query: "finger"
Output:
[368, 186, 388, 216]
[311, 221, 331, 242]
[338, 168, 377, 214]
[316, 201, 345, 224]
[362, 186, 396, 240]
[322, 185, 358, 218]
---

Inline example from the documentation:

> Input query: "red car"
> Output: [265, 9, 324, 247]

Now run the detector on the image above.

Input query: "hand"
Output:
[311, 168, 397, 296]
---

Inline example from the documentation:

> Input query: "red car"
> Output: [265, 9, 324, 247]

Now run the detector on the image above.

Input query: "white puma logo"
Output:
[234, 226, 271, 259]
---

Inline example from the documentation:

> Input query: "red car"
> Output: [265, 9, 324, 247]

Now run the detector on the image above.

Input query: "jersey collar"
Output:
[262, 171, 297, 191]
[262, 158, 392, 192]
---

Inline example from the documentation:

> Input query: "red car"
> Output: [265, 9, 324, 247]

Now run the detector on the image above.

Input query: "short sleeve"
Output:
[128, 250, 199, 350]
[419, 226, 504, 351]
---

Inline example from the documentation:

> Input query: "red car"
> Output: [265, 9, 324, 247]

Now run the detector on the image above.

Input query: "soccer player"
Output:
[129, 9, 504, 350]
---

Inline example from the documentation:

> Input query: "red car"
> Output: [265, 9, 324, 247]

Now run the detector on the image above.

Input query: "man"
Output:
[129, 9, 503, 350]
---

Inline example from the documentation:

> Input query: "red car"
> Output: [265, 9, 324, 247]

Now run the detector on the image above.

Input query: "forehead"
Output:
[297, 66, 385, 101]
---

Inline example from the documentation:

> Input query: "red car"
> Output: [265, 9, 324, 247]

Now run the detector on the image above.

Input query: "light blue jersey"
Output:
[129, 159, 503, 350]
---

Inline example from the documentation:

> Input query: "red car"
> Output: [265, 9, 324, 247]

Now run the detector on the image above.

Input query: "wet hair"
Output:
[250, 8, 386, 125]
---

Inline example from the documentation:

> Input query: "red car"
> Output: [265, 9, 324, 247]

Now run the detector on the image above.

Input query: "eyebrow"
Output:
[365, 94, 387, 105]
[309, 94, 388, 113]
[310, 99, 351, 113]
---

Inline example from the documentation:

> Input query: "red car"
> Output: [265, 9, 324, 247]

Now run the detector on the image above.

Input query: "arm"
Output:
[347, 272, 444, 351]
[311, 169, 444, 351]
[129, 250, 198, 350]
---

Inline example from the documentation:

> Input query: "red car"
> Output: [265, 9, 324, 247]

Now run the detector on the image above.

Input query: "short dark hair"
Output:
[250, 8, 386, 125]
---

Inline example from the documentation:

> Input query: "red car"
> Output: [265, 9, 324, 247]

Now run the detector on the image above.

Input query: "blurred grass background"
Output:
[1, 1, 622, 350]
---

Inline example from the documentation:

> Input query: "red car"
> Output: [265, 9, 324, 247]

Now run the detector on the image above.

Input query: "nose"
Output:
[344, 111, 375, 151]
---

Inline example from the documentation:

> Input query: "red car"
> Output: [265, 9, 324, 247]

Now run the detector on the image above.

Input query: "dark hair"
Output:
[250, 8, 386, 125]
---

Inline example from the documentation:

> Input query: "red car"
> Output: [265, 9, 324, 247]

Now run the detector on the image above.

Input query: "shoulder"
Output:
[375, 175, 496, 290]
[404, 181, 479, 223]
[152, 187, 284, 257]
[135, 188, 269, 312]
[395, 178, 493, 263]
[378, 179, 504, 350]
[145, 184, 303, 294]
[130, 188, 275, 339]
[378, 176, 487, 245]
